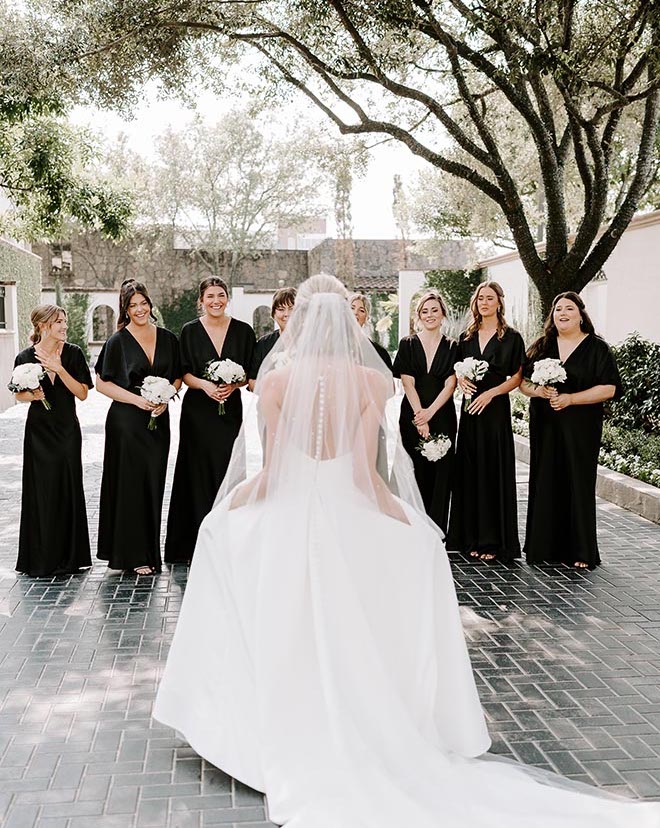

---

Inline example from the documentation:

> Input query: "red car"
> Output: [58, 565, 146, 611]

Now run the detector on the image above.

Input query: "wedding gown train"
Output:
[154, 453, 659, 827]
[154, 275, 659, 827]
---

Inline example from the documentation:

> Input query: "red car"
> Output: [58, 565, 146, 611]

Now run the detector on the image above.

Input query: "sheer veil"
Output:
[214, 273, 434, 528]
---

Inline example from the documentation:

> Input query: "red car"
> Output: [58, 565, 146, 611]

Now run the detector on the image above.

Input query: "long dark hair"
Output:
[464, 281, 508, 340]
[527, 291, 596, 362]
[117, 280, 157, 330]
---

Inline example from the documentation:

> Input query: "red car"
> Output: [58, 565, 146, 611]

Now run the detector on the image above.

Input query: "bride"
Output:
[154, 274, 659, 827]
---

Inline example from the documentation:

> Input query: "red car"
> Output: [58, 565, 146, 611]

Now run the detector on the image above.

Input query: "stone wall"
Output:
[33, 229, 473, 304]
[33, 229, 310, 306]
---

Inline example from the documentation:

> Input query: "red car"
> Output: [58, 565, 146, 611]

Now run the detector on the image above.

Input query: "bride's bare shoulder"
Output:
[357, 366, 389, 396]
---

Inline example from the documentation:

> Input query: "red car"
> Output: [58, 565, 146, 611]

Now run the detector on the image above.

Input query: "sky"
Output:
[70, 87, 429, 240]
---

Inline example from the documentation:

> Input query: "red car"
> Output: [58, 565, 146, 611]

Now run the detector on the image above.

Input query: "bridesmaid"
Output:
[13, 305, 92, 577]
[248, 286, 296, 391]
[521, 292, 621, 569]
[165, 277, 255, 564]
[393, 291, 457, 533]
[447, 281, 524, 562]
[350, 293, 393, 371]
[95, 280, 182, 575]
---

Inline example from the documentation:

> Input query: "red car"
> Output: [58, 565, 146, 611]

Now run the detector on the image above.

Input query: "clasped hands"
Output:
[202, 380, 236, 403]
[457, 377, 496, 416]
[537, 385, 572, 411]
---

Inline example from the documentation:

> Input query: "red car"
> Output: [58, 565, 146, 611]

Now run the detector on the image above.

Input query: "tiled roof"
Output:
[353, 273, 399, 292]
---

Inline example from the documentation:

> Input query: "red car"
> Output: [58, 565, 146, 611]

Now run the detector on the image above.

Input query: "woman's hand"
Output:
[537, 385, 557, 400]
[416, 422, 430, 439]
[133, 395, 157, 412]
[151, 403, 167, 417]
[413, 407, 433, 427]
[217, 382, 236, 402]
[29, 387, 46, 402]
[467, 388, 498, 415]
[549, 393, 572, 411]
[36, 347, 63, 376]
[201, 380, 224, 401]
[457, 377, 477, 396]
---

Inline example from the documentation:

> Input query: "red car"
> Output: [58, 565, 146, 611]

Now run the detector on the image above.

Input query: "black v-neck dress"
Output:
[165, 317, 255, 563]
[446, 327, 525, 561]
[248, 329, 279, 382]
[393, 335, 457, 533]
[95, 327, 181, 572]
[14, 344, 92, 577]
[524, 334, 622, 568]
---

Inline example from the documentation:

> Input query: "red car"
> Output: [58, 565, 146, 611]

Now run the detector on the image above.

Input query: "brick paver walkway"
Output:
[1, 390, 660, 826]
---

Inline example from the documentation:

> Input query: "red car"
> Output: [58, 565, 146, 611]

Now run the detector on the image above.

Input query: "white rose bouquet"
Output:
[139, 375, 178, 430]
[454, 357, 489, 411]
[8, 363, 51, 410]
[529, 358, 567, 389]
[417, 434, 452, 462]
[204, 358, 246, 415]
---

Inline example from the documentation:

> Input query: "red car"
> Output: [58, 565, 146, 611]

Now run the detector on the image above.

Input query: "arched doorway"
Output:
[92, 304, 116, 343]
[252, 305, 273, 339]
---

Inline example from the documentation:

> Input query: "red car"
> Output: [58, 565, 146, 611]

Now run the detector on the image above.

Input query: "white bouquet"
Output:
[529, 358, 567, 388]
[139, 375, 178, 430]
[204, 358, 246, 415]
[417, 434, 452, 462]
[454, 357, 489, 411]
[8, 363, 51, 410]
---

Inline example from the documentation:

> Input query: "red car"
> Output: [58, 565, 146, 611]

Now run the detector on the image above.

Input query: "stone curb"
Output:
[513, 433, 660, 526]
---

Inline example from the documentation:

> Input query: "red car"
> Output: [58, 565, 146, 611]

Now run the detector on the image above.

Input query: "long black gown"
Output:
[96, 327, 181, 572]
[393, 335, 457, 534]
[524, 334, 622, 569]
[14, 343, 92, 577]
[248, 329, 279, 382]
[165, 317, 255, 563]
[370, 338, 393, 372]
[446, 327, 525, 561]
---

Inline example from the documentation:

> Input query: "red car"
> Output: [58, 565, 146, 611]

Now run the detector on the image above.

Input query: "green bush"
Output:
[599, 423, 660, 487]
[158, 289, 198, 337]
[64, 293, 90, 362]
[424, 267, 483, 313]
[608, 333, 660, 433]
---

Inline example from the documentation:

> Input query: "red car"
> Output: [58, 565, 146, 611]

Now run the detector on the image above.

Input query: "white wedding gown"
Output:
[154, 451, 659, 827]
[155, 278, 659, 827]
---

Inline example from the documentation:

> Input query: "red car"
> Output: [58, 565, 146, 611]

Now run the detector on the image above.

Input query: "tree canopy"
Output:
[0, 2, 132, 240]
[15, 2, 660, 309]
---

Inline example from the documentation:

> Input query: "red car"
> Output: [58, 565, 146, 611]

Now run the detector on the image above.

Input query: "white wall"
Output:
[397, 270, 426, 342]
[481, 213, 660, 345]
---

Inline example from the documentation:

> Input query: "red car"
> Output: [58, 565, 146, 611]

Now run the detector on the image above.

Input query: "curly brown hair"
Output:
[464, 281, 508, 341]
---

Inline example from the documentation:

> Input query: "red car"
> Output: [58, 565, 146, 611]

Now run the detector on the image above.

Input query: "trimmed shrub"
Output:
[608, 333, 660, 433]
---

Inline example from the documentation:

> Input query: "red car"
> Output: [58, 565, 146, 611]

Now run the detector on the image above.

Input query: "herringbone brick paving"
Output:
[1, 390, 660, 826]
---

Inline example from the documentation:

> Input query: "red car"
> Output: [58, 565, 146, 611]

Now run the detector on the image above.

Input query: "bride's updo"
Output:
[295, 273, 348, 305]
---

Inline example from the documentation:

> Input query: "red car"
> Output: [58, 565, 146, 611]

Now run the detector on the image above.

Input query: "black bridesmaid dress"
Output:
[370, 339, 393, 372]
[393, 335, 457, 534]
[447, 327, 525, 561]
[248, 329, 279, 382]
[165, 317, 255, 563]
[14, 344, 92, 577]
[524, 335, 622, 569]
[95, 327, 181, 572]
